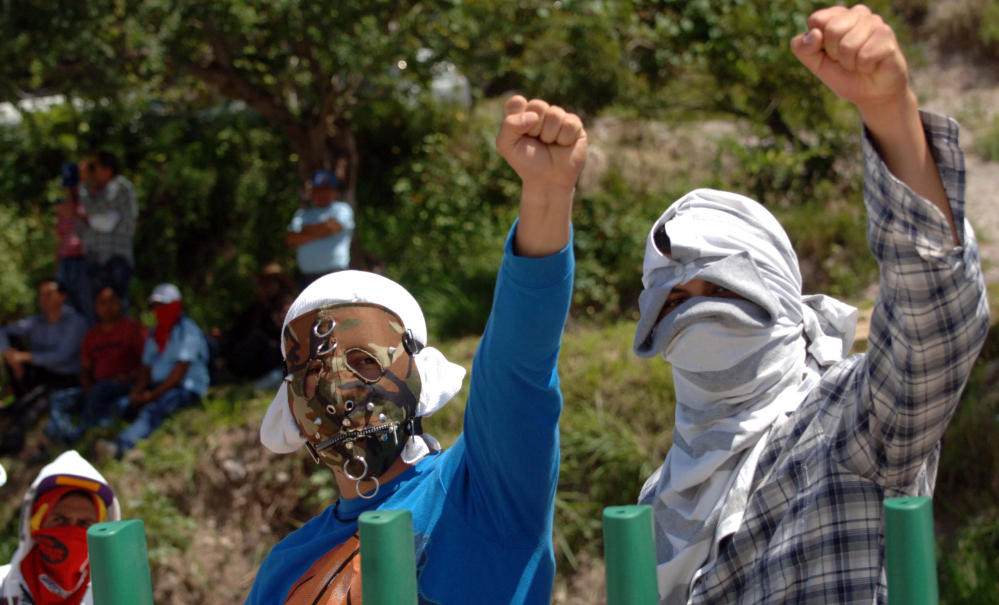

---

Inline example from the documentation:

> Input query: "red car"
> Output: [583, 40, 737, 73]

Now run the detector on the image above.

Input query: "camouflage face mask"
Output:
[283, 303, 423, 496]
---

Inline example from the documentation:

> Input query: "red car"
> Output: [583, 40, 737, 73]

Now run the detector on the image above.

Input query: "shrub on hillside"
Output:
[978, 115, 999, 163]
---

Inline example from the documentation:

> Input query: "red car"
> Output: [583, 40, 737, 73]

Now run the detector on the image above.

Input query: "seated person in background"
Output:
[96, 283, 210, 460]
[213, 263, 293, 385]
[0, 280, 88, 454]
[46, 285, 147, 445]
[247, 96, 585, 605]
[0, 449, 121, 605]
[285, 170, 355, 291]
[631, 6, 989, 603]
[55, 163, 89, 319]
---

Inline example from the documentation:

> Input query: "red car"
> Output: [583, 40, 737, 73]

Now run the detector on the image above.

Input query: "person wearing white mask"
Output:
[246, 95, 587, 605]
[632, 5, 990, 604]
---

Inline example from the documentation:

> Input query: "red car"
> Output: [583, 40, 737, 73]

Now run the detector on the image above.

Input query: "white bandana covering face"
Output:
[633, 189, 858, 604]
[260, 271, 466, 466]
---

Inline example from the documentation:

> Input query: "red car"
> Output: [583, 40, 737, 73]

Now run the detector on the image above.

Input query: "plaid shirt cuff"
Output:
[862, 110, 967, 262]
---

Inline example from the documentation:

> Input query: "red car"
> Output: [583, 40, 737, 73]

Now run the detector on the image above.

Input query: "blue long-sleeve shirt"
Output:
[246, 222, 574, 605]
[0, 305, 87, 375]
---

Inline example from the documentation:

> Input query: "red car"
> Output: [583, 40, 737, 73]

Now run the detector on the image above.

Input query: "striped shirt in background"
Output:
[658, 111, 990, 604]
[79, 175, 138, 266]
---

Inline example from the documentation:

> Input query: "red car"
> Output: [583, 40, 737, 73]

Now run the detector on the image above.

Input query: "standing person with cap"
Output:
[54, 163, 90, 319]
[285, 170, 355, 291]
[95, 283, 210, 460]
[78, 151, 138, 320]
[245, 96, 586, 604]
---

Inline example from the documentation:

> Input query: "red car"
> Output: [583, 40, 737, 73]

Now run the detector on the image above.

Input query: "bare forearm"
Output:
[514, 185, 574, 258]
[860, 92, 959, 246]
[286, 231, 313, 247]
[133, 367, 151, 392]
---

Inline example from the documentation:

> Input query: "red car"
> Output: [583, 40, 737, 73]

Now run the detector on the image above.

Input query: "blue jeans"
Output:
[57, 256, 90, 321]
[113, 387, 200, 452]
[46, 380, 132, 443]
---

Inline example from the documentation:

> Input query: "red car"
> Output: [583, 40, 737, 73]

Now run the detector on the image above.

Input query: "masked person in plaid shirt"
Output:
[632, 5, 990, 604]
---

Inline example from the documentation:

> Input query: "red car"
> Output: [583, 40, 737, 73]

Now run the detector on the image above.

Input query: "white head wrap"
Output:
[634, 189, 858, 603]
[259, 271, 466, 465]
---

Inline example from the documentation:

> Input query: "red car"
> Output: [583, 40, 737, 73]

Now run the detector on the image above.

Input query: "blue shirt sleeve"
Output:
[451, 220, 574, 544]
[332, 202, 355, 230]
[0, 316, 36, 352]
[175, 319, 207, 364]
[141, 336, 156, 366]
[287, 209, 305, 233]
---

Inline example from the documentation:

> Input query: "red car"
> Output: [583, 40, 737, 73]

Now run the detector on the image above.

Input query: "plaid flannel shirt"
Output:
[687, 111, 990, 604]
[80, 174, 138, 266]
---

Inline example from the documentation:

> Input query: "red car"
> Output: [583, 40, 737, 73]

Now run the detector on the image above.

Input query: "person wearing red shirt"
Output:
[45, 285, 146, 445]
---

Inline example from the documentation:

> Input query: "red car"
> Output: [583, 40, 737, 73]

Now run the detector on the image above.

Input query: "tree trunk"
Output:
[289, 120, 358, 207]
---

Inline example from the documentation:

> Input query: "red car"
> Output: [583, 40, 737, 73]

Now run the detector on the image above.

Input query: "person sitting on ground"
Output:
[630, 5, 990, 603]
[246, 96, 586, 604]
[0, 280, 88, 454]
[96, 283, 209, 460]
[46, 285, 147, 445]
[285, 170, 355, 291]
[54, 163, 90, 319]
[0, 450, 121, 605]
[78, 150, 138, 321]
[212, 263, 294, 385]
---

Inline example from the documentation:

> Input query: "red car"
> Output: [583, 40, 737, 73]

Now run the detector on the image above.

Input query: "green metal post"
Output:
[885, 497, 938, 605]
[603, 505, 659, 605]
[358, 509, 418, 605]
[86, 519, 154, 605]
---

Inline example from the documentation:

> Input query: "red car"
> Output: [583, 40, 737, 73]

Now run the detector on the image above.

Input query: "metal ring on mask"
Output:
[356, 475, 380, 500]
[313, 318, 336, 338]
[343, 456, 368, 481]
[316, 338, 337, 357]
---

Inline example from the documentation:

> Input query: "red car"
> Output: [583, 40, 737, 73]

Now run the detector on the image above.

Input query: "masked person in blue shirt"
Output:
[286, 170, 355, 291]
[247, 96, 587, 605]
[96, 283, 210, 460]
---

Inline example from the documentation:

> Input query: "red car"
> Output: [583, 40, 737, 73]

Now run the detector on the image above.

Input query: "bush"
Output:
[978, 115, 999, 163]
[0, 205, 53, 321]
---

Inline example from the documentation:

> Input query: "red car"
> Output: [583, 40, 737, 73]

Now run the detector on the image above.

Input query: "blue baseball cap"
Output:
[312, 170, 339, 189]
[61, 163, 80, 188]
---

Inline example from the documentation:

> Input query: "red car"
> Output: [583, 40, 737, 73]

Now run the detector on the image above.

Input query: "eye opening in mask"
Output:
[304, 360, 323, 399]
[653, 223, 671, 256]
[345, 348, 384, 383]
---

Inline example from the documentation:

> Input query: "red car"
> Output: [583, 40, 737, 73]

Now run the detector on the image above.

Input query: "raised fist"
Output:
[495, 96, 587, 192]
[791, 4, 909, 114]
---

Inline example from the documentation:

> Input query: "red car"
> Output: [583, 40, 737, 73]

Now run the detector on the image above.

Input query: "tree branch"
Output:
[182, 60, 299, 128]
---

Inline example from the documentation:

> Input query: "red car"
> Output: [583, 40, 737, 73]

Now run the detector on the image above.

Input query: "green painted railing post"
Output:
[885, 497, 938, 605]
[603, 505, 659, 605]
[358, 509, 418, 605]
[86, 519, 154, 605]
